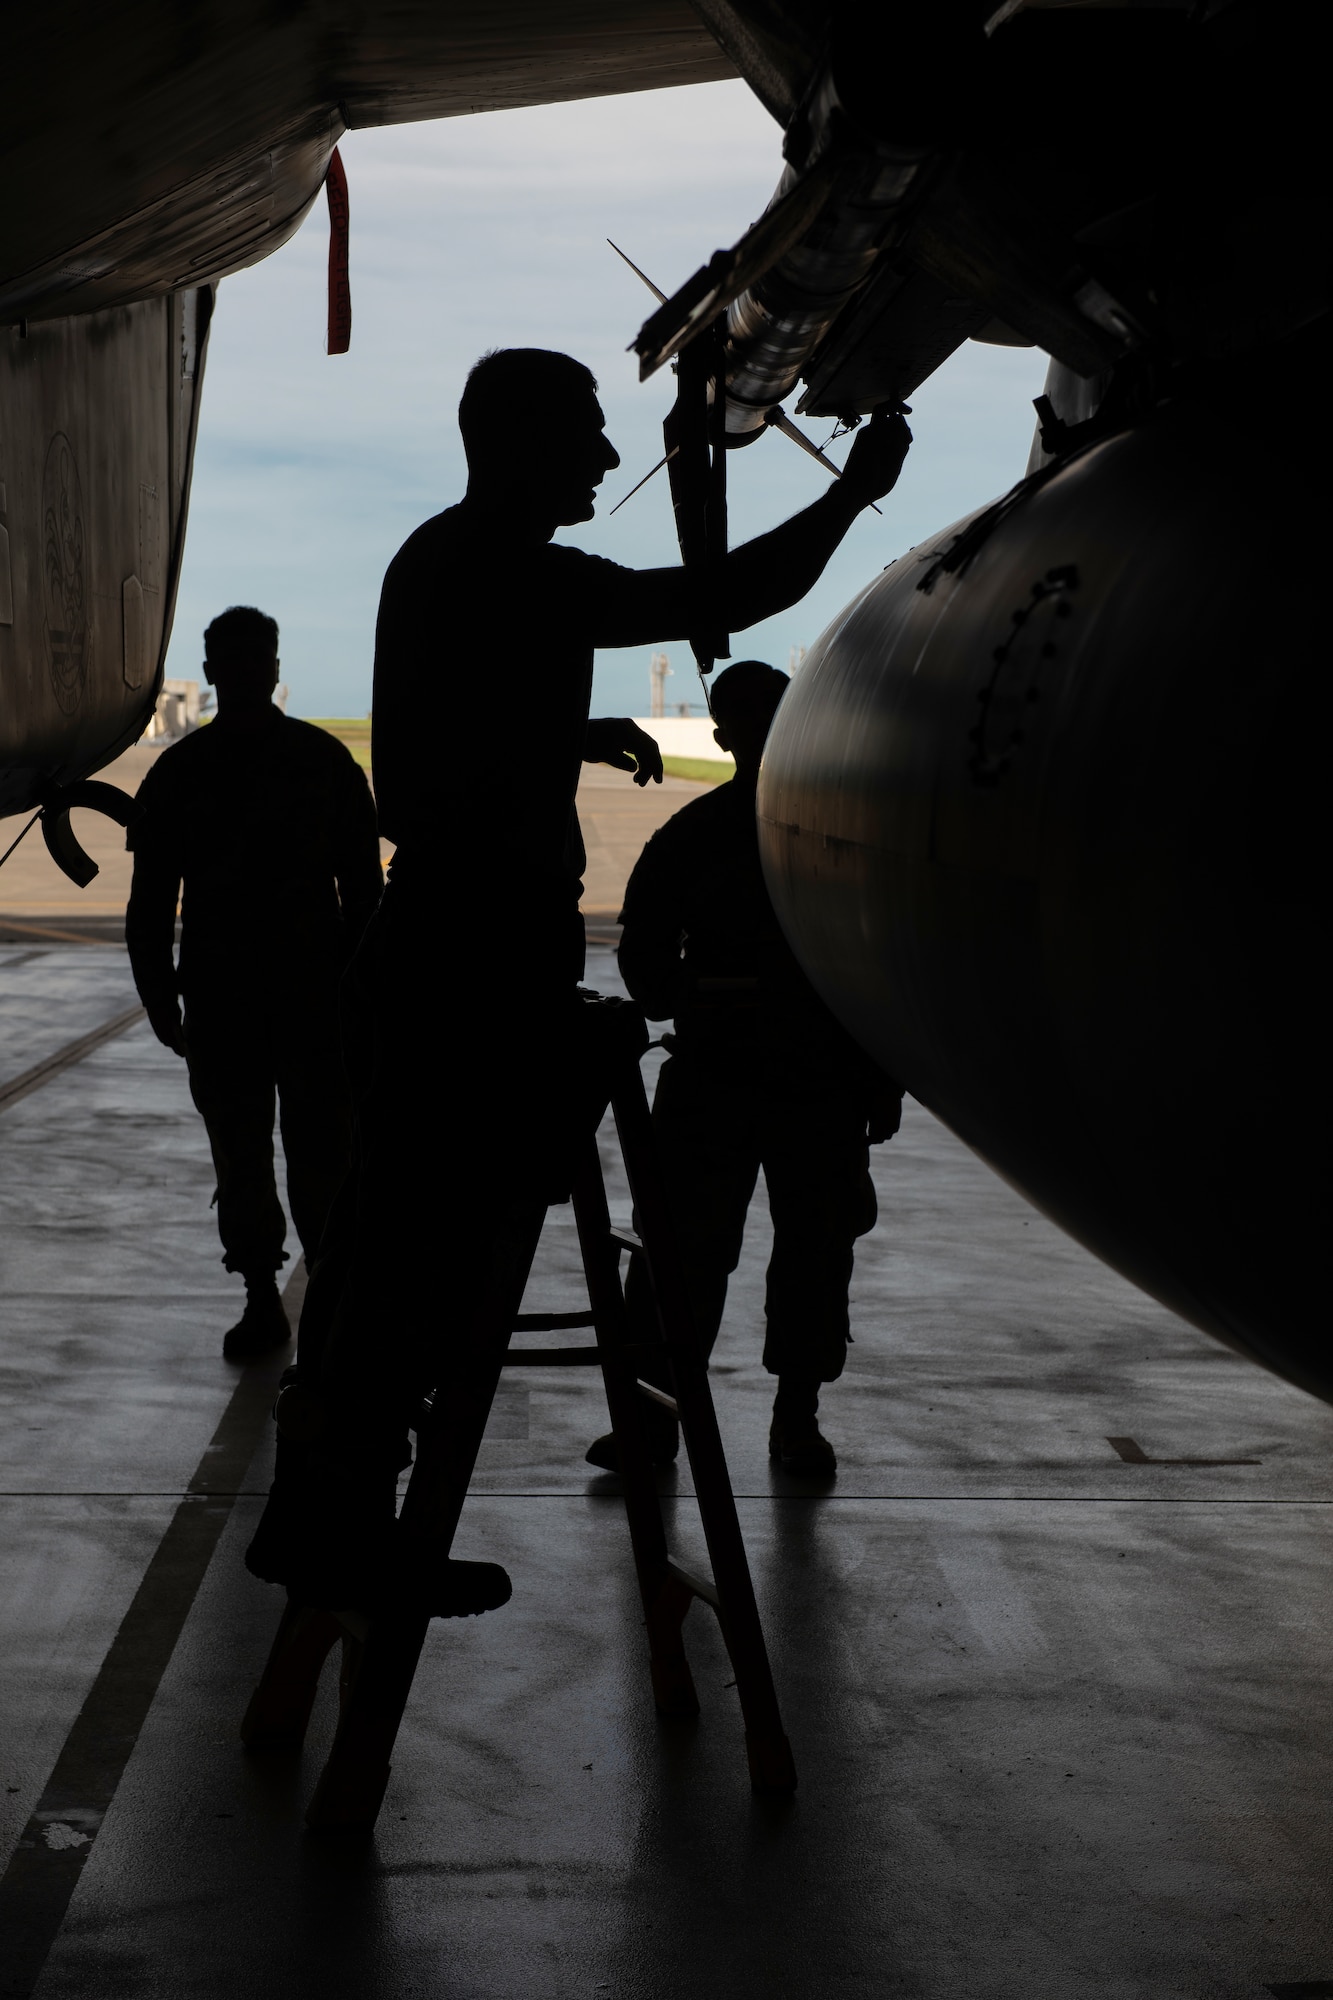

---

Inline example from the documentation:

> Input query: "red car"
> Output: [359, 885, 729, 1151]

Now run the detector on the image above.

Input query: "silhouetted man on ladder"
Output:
[249, 349, 910, 1614]
[126, 606, 382, 1358]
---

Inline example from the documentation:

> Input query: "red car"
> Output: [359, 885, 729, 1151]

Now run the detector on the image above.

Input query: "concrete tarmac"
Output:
[0, 747, 707, 943]
[0, 940, 1330, 1999]
[575, 763, 714, 926]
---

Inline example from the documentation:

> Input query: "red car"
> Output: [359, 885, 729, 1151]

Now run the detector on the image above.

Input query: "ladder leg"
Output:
[305, 1606, 428, 1833]
[396, 1201, 550, 1553]
[613, 1066, 798, 1793]
[240, 1600, 343, 1754]
[304, 1203, 549, 1832]
[643, 1570, 701, 1718]
[571, 1148, 700, 1718]
[673, 1365, 797, 1789]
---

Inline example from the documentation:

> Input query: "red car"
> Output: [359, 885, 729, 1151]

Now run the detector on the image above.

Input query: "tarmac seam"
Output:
[0, 1005, 146, 1114]
[455, 1489, 1333, 1504]
[0, 1294, 295, 2000]
[0, 1490, 1328, 1504]
[0, 918, 123, 946]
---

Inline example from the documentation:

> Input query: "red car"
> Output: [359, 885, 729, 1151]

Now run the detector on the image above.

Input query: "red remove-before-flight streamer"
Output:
[326, 146, 351, 354]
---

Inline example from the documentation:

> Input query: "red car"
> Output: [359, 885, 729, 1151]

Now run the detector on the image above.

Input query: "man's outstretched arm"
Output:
[592, 409, 912, 648]
[723, 409, 911, 631]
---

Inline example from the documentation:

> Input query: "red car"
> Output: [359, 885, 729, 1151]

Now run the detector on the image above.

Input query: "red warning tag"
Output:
[326, 146, 351, 355]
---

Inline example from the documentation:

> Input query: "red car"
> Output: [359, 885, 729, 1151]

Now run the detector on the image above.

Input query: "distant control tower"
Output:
[649, 650, 672, 719]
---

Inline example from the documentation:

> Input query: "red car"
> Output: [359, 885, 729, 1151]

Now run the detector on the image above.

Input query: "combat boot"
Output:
[223, 1273, 291, 1361]
[287, 1509, 513, 1622]
[247, 1427, 512, 1623]
[768, 1376, 837, 1476]
[584, 1398, 679, 1473]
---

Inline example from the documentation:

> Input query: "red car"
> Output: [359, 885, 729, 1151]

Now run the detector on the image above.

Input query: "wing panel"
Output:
[0, 289, 211, 817]
[1, 0, 733, 325]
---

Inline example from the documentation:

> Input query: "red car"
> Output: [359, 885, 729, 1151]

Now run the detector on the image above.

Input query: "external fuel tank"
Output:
[757, 393, 1327, 1400]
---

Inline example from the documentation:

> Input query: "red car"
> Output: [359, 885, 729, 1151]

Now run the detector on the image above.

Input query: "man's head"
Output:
[203, 606, 279, 710]
[710, 660, 790, 775]
[459, 348, 620, 530]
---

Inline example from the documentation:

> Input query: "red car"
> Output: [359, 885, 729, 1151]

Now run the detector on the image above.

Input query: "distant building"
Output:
[632, 716, 732, 767]
[649, 651, 672, 719]
[144, 678, 211, 741]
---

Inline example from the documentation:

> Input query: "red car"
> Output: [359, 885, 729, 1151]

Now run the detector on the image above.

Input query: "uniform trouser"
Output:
[304, 874, 597, 1462]
[629, 1050, 877, 1385]
[183, 982, 353, 1277]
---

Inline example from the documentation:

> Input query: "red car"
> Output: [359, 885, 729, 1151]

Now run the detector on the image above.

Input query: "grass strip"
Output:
[308, 718, 371, 768]
[307, 723, 731, 787]
[661, 756, 733, 785]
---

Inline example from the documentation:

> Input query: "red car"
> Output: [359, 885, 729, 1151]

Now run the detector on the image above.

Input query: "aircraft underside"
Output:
[1, 0, 1327, 1388]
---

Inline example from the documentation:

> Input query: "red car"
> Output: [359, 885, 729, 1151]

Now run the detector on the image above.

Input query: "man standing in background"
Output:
[603, 660, 904, 1476]
[126, 605, 382, 1359]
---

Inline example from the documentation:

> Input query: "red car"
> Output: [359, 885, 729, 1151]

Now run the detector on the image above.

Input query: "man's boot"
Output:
[223, 1272, 291, 1361]
[585, 1396, 679, 1473]
[247, 1414, 511, 1622]
[768, 1375, 837, 1476]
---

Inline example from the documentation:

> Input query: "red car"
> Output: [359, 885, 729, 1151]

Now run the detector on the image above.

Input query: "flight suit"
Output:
[125, 708, 382, 1279]
[618, 775, 901, 1383]
[306, 502, 694, 1440]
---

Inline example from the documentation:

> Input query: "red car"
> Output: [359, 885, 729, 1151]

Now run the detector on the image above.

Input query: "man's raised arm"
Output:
[592, 409, 912, 650]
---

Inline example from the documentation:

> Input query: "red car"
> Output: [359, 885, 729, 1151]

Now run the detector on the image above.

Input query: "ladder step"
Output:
[513, 1310, 595, 1332]
[665, 1559, 721, 1614]
[609, 1228, 643, 1255]
[636, 1379, 679, 1417]
[502, 1345, 601, 1366]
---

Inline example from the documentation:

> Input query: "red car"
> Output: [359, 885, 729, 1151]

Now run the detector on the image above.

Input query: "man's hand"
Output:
[839, 407, 912, 510]
[584, 717, 664, 788]
[147, 999, 186, 1057]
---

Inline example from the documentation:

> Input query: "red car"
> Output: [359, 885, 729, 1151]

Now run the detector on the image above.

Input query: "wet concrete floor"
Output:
[0, 941, 1329, 1998]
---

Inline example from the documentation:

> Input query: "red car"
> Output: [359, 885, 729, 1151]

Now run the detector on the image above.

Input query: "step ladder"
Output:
[241, 997, 796, 1831]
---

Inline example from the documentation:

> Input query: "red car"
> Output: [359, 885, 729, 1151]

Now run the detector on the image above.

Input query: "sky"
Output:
[164, 79, 1050, 720]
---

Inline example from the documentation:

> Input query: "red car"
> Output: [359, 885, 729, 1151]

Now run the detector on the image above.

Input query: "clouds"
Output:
[165, 79, 1048, 717]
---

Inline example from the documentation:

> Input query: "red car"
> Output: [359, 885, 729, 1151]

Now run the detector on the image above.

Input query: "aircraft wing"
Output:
[0, 0, 735, 846]
[1, 0, 734, 325]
